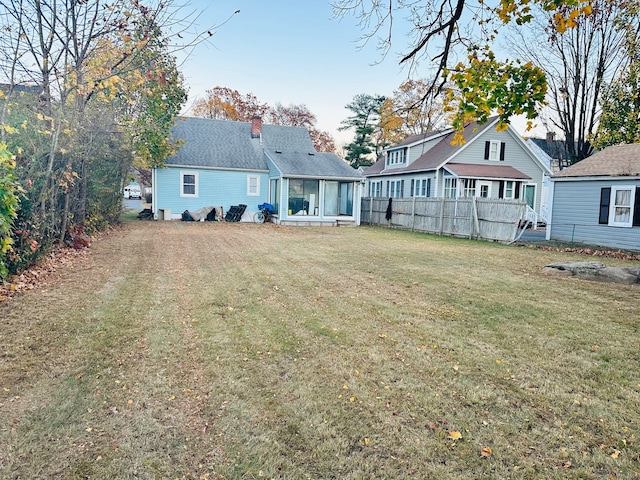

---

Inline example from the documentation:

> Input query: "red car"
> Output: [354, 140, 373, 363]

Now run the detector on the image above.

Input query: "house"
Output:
[528, 132, 573, 172]
[152, 116, 363, 225]
[363, 117, 553, 225]
[547, 143, 640, 250]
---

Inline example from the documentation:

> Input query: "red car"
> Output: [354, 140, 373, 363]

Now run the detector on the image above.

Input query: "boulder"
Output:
[544, 262, 640, 285]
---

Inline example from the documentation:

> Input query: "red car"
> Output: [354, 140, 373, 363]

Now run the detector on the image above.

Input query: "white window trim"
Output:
[247, 175, 260, 196]
[504, 180, 515, 200]
[488, 140, 500, 161]
[609, 185, 635, 228]
[477, 180, 491, 198]
[180, 171, 198, 198]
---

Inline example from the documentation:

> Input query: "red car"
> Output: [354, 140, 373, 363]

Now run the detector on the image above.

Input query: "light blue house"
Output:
[547, 143, 640, 250]
[152, 116, 363, 225]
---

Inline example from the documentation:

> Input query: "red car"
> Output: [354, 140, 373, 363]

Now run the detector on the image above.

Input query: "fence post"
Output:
[411, 196, 416, 231]
[472, 197, 480, 240]
[439, 198, 445, 235]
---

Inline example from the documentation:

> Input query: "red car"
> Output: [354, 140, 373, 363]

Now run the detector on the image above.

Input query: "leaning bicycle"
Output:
[253, 203, 274, 224]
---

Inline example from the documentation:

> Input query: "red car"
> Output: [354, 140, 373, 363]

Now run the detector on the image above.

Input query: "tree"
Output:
[379, 79, 450, 146]
[591, 20, 640, 150]
[191, 87, 270, 121]
[0, 0, 205, 273]
[339, 94, 385, 168]
[0, 143, 19, 281]
[332, 0, 595, 134]
[508, 0, 634, 163]
[192, 90, 337, 152]
[266, 103, 337, 153]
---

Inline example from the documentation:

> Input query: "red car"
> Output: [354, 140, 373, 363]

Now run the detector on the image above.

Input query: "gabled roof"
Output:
[267, 150, 362, 180]
[166, 117, 315, 170]
[365, 117, 500, 176]
[445, 163, 530, 180]
[553, 143, 640, 178]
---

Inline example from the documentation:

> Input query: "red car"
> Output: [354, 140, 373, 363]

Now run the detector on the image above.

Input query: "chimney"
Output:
[546, 131, 555, 145]
[251, 116, 262, 139]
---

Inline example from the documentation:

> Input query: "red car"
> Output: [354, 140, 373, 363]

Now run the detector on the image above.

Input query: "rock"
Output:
[544, 262, 640, 285]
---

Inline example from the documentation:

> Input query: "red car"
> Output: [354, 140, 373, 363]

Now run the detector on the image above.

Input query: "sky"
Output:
[175, 1, 541, 148]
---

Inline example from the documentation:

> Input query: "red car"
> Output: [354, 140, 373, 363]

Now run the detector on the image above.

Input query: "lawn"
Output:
[0, 221, 639, 479]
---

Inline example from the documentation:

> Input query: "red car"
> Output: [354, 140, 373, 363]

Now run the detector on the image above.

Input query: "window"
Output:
[504, 181, 514, 199]
[444, 178, 457, 198]
[388, 179, 403, 198]
[410, 178, 430, 197]
[181, 172, 197, 197]
[599, 186, 640, 227]
[386, 148, 407, 166]
[247, 175, 260, 196]
[288, 179, 319, 216]
[484, 141, 505, 161]
[477, 181, 491, 198]
[270, 178, 280, 213]
[369, 181, 382, 197]
[462, 179, 476, 197]
[324, 181, 354, 216]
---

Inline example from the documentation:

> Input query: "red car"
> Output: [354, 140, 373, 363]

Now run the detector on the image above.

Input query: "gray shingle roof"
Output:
[167, 117, 316, 170]
[267, 150, 363, 180]
[553, 143, 640, 178]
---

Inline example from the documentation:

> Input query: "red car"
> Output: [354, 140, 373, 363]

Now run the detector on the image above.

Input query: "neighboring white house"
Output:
[547, 143, 640, 250]
[363, 117, 553, 226]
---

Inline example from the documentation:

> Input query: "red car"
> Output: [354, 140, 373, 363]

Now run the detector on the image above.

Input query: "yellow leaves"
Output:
[611, 449, 621, 459]
[449, 430, 462, 440]
[481, 446, 493, 457]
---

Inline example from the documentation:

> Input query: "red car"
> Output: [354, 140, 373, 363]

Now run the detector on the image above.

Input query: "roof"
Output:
[268, 150, 362, 180]
[364, 117, 499, 176]
[166, 117, 315, 170]
[553, 143, 640, 178]
[445, 163, 530, 180]
[529, 137, 573, 161]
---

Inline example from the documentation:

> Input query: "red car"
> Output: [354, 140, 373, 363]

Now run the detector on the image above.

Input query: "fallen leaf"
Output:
[449, 430, 462, 440]
[564, 461, 572, 468]
[481, 446, 493, 457]
[611, 450, 620, 459]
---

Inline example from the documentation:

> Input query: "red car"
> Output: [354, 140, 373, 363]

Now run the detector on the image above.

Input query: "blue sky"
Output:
[176, 1, 537, 147]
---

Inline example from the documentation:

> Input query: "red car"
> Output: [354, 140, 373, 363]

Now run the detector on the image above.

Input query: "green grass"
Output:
[1, 222, 639, 479]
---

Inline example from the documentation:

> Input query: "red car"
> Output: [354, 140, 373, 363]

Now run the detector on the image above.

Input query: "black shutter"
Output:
[484, 141, 490, 160]
[599, 187, 611, 224]
[498, 181, 504, 198]
[515, 182, 521, 199]
[500, 142, 506, 161]
[410, 179, 414, 197]
[633, 187, 640, 226]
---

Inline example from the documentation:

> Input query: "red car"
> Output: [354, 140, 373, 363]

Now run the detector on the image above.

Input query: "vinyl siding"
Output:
[550, 179, 640, 250]
[406, 136, 444, 165]
[154, 167, 269, 219]
[451, 129, 547, 211]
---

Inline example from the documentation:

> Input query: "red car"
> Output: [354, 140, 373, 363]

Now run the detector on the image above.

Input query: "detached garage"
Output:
[547, 143, 640, 250]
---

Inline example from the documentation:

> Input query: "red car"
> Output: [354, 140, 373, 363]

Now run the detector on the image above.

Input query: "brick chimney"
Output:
[546, 131, 555, 145]
[251, 116, 262, 138]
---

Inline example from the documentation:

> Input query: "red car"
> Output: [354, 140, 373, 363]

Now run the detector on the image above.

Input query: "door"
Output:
[477, 181, 492, 198]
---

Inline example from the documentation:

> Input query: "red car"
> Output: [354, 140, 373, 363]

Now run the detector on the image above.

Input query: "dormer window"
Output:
[386, 148, 407, 167]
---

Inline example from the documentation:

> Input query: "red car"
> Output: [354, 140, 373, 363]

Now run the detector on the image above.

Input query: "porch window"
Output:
[462, 179, 476, 197]
[288, 179, 319, 216]
[325, 181, 354, 216]
[181, 172, 197, 197]
[270, 178, 280, 213]
[444, 178, 457, 198]
[505, 181, 514, 199]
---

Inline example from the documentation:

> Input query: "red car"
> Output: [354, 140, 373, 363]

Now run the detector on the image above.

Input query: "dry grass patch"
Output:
[1, 222, 639, 479]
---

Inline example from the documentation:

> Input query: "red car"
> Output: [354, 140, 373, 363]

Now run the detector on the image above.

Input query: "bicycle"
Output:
[253, 203, 274, 224]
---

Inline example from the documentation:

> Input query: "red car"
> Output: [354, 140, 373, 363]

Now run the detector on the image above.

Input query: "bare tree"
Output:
[507, 0, 634, 163]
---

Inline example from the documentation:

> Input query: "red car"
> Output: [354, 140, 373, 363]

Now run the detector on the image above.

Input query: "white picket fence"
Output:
[361, 197, 527, 242]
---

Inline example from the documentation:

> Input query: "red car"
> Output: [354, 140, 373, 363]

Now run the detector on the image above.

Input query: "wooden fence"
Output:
[361, 197, 527, 242]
